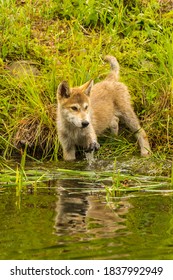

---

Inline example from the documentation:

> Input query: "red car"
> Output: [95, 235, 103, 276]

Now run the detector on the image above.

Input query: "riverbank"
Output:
[0, 0, 173, 161]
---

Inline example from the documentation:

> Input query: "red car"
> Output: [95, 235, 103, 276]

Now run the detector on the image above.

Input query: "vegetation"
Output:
[1, 157, 173, 196]
[0, 0, 173, 161]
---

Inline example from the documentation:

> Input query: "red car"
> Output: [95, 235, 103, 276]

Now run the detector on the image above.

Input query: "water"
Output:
[0, 158, 173, 260]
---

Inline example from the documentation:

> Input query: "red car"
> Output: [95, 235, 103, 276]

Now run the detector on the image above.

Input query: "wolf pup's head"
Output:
[57, 80, 93, 128]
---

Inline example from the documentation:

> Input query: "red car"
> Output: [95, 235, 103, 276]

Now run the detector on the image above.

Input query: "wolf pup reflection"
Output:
[56, 56, 151, 160]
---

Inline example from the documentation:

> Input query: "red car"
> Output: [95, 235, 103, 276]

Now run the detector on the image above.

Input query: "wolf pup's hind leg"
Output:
[120, 107, 151, 156]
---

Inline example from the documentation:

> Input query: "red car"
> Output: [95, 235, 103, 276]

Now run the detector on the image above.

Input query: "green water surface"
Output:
[0, 158, 173, 260]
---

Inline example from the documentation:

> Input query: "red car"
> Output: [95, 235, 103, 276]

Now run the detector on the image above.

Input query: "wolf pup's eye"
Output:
[71, 106, 78, 111]
[84, 105, 88, 110]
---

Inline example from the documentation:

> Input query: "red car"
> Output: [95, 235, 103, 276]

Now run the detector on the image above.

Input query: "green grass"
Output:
[0, 0, 173, 161]
[1, 160, 173, 202]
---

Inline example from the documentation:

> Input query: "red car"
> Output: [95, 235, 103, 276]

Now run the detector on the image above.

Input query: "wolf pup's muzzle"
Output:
[81, 120, 89, 128]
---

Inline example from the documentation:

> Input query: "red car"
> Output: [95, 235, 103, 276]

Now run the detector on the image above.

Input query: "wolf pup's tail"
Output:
[104, 55, 120, 81]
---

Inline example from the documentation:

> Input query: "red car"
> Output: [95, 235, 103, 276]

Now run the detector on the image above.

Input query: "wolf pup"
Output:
[56, 79, 100, 160]
[57, 56, 151, 160]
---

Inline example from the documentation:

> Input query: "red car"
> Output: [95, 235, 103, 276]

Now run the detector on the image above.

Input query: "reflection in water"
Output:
[1, 172, 173, 260]
[52, 178, 173, 259]
[54, 180, 132, 239]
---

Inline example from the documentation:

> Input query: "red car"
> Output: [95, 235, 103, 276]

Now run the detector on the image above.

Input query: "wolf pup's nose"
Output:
[82, 120, 89, 128]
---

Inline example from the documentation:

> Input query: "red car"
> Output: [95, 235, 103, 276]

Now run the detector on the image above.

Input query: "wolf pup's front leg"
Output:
[85, 125, 100, 153]
[85, 129, 100, 162]
[62, 144, 76, 161]
[57, 129, 76, 160]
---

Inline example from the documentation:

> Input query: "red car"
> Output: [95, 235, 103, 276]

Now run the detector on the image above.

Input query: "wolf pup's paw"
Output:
[85, 141, 100, 153]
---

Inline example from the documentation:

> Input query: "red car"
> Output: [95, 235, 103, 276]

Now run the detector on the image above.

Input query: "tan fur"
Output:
[57, 56, 151, 160]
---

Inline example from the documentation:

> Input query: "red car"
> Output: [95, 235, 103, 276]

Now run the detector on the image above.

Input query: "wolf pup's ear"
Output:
[79, 80, 94, 96]
[57, 81, 70, 98]
[85, 79, 94, 96]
